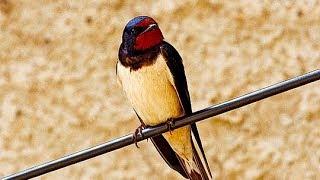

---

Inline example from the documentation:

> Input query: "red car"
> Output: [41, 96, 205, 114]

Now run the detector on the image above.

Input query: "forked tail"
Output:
[178, 132, 212, 180]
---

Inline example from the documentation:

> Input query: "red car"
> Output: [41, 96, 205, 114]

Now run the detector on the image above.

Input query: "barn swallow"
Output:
[116, 16, 212, 179]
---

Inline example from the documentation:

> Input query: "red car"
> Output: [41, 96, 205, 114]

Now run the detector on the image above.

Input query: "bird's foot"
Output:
[166, 118, 175, 135]
[133, 124, 145, 148]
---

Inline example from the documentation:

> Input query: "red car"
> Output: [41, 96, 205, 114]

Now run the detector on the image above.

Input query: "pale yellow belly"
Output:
[117, 56, 193, 160]
[117, 57, 183, 126]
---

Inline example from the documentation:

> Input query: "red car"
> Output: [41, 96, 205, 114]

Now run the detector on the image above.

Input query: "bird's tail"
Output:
[178, 133, 212, 180]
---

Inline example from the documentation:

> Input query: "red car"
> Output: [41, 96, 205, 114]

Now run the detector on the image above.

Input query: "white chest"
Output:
[117, 56, 183, 125]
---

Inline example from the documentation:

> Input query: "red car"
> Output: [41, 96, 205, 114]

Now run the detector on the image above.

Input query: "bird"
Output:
[116, 16, 212, 179]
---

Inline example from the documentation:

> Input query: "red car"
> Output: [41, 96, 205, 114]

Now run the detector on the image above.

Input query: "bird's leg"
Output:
[166, 118, 175, 135]
[133, 124, 145, 148]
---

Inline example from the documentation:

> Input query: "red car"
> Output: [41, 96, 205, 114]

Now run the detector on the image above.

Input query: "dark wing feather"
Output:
[160, 42, 192, 114]
[160, 41, 212, 177]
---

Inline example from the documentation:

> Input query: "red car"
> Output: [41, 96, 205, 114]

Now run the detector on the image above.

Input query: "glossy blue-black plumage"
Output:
[125, 16, 148, 29]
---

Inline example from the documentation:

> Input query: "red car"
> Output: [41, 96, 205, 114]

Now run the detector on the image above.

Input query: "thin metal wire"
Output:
[3, 69, 320, 180]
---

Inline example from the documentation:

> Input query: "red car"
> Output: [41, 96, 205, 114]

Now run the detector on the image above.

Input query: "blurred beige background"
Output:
[1, 0, 320, 179]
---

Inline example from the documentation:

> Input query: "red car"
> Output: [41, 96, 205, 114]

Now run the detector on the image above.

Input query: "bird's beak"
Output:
[142, 24, 157, 34]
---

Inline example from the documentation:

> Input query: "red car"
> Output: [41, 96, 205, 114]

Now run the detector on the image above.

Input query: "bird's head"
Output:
[122, 16, 164, 55]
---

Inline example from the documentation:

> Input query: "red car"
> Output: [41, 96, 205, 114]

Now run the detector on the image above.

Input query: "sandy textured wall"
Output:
[1, 0, 320, 179]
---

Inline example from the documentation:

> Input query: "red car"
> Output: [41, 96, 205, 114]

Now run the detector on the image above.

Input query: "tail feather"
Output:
[179, 153, 210, 180]
[152, 122, 212, 179]
[190, 140, 211, 180]
[191, 124, 212, 178]
[192, 132, 212, 179]
[177, 157, 202, 180]
[177, 133, 212, 180]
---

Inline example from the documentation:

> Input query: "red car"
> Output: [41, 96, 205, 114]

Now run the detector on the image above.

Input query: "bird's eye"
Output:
[131, 27, 144, 34]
